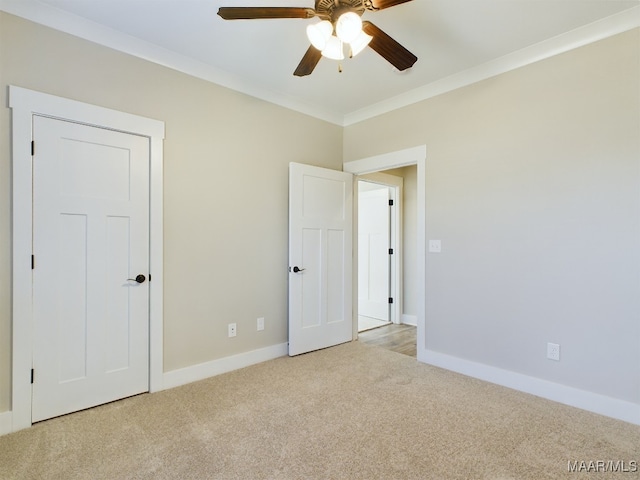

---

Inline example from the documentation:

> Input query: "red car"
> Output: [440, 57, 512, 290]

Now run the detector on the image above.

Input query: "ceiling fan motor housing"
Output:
[317, 0, 366, 21]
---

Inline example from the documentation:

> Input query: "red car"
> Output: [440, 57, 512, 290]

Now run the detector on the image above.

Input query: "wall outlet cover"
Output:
[428, 239, 442, 253]
[547, 342, 560, 361]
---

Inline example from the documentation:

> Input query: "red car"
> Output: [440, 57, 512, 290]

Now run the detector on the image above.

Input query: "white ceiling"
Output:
[3, 0, 639, 124]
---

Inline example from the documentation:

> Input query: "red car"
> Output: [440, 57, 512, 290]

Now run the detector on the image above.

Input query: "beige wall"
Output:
[345, 29, 640, 404]
[0, 12, 343, 412]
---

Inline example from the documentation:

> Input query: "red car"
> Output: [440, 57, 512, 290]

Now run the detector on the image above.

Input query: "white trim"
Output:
[163, 343, 289, 390]
[148, 135, 164, 393]
[343, 6, 640, 125]
[1, 1, 637, 127]
[344, 145, 427, 359]
[0, 411, 12, 436]
[9, 85, 165, 432]
[420, 350, 640, 426]
[401, 314, 417, 327]
[344, 146, 427, 175]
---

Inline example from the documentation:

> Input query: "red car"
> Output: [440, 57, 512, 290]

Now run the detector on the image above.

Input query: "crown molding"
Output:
[0, 0, 344, 125]
[343, 5, 640, 126]
[1, 1, 638, 127]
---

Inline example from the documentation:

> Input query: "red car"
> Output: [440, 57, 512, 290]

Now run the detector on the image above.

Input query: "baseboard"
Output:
[401, 314, 417, 326]
[0, 410, 12, 436]
[419, 349, 640, 426]
[163, 342, 289, 390]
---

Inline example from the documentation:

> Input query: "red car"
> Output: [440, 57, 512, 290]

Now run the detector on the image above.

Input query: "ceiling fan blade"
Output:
[217, 7, 315, 20]
[362, 21, 417, 71]
[293, 46, 322, 77]
[368, 0, 413, 10]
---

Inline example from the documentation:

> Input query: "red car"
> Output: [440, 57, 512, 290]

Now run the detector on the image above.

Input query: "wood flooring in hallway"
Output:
[357, 323, 417, 358]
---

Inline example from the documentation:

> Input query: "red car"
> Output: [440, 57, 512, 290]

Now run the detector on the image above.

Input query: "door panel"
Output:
[57, 213, 89, 382]
[358, 185, 390, 321]
[32, 116, 150, 422]
[326, 229, 346, 324]
[289, 163, 353, 356]
[105, 216, 133, 372]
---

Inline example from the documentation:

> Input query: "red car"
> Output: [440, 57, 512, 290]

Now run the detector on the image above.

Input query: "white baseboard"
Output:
[0, 410, 12, 436]
[163, 342, 288, 390]
[419, 349, 640, 426]
[401, 314, 417, 326]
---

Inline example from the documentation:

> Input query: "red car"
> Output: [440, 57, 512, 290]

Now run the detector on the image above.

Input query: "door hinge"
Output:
[31, 255, 35, 270]
[31, 369, 34, 384]
[31, 141, 35, 156]
[389, 199, 394, 206]
[388, 297, 394, 304]
[389, 248, 394, 255]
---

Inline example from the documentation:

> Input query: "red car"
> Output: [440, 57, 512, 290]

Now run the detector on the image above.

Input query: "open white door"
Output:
[288, 163, 353, 356]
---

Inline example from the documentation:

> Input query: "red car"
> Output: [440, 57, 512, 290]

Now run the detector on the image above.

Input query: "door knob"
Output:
[292, 266, 305, 273]
[127, 274, 146, 284]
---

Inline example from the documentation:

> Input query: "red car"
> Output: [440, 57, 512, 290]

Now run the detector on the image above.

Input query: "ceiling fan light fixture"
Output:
[335, 11, 362, 43]
[218, 0, 419, 76]
[306, 20, 332, 50]
[321, 35, 344, 60]
[349, 30, 372, 57]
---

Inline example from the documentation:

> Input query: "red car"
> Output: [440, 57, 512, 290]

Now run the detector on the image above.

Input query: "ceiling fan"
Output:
[217, 0, 417, 76]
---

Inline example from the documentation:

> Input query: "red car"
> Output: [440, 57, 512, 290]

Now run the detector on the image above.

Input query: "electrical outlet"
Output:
[228, 323, 237, 338]
[257, 317, 265, 331]
[547, 342, 560, 361]
[428, 239, 442, 253]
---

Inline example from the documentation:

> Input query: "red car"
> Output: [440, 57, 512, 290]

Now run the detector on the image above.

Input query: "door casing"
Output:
[344, 146, 426, 358]
[9, 86, 165, 432]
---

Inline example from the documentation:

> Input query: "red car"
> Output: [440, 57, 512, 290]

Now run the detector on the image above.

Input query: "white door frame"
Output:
[9, 86, 165, 432]
[344, 146, 426, 359]
[356, 174, 403, 325]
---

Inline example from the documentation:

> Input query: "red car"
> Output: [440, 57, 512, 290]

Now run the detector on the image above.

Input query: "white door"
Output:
[358, 184, 390, 321]
[32, 116, 150, 422]
[288, 163, 353, 356]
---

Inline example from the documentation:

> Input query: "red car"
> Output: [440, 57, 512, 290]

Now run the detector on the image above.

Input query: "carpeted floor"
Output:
[1, 341, 638, 479]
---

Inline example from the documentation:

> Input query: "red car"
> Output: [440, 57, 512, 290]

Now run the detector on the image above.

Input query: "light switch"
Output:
[429, 239, 442, 253]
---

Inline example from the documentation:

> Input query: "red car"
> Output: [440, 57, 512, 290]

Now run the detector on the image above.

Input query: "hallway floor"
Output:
[358, 323, 417, 358]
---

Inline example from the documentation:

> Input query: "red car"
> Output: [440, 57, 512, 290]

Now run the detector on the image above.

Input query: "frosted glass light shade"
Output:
[349, 31, 372, 57]
[336, 12, 362, 43]
[306, 20, 332, 50]
[321, 35, 344, 60]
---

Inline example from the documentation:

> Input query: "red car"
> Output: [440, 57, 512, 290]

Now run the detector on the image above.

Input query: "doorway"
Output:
[356, 167, 418, 356]
[344, 146, 426, 360]
[356, 175, 400, 333]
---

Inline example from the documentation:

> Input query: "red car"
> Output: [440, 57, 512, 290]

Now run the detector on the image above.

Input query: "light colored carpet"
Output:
[1, 342, 638, 479]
